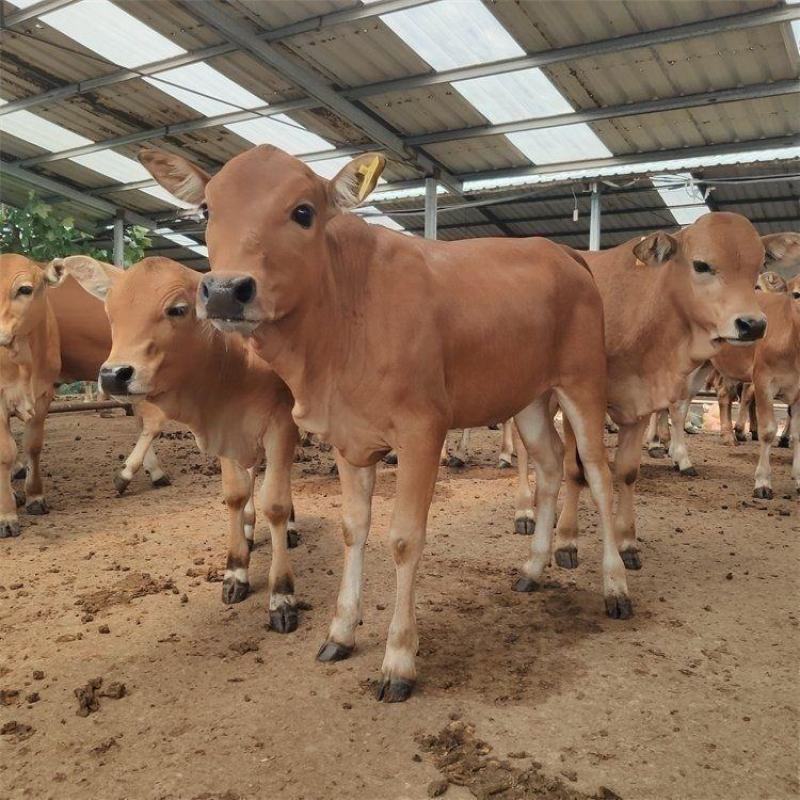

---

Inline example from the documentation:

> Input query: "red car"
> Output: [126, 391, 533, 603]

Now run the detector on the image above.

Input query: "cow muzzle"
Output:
[732, 314, 767, 343]
[198, 274, 261, 334]
[99, 364, 135, 396]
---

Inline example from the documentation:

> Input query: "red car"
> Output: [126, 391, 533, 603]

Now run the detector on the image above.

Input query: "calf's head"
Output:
[0, 254, 64, 347]
[632, 213, 769, 347]
[137, 145, 385, 334]
[61, 256, 201, 398]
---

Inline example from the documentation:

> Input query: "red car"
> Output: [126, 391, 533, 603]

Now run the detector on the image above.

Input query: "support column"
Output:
[112, 212, 125, 266]
[424, 177, 437, 240]
[589, 182, 601, 251]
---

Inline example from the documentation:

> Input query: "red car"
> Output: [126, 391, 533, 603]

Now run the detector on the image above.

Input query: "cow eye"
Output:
[692, 260, 714, 275]
[291, 204, 314, 229]
[166, 304, 188, 318]
[16, 285, 33, 296]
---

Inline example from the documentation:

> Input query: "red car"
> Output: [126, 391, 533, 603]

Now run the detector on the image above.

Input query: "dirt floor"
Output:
[0, 411, 797, 800]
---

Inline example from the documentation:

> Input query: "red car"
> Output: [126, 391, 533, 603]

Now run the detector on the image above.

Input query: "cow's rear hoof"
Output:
[316, 640, 353, 662]
[376, 677, 414, 703]
[221, 578, 250, 605]
[13, 490, 24, 508]
[287, 529, 300, 549]
[753, 486, 773, 500]
[778, 436, 790, 449]
[12, 466, 26, 481]
[512, 576, 540, 593]
[554, 547, 578, 569]
[751, 432, 759, 441]
[734, 429, 746, 443]
[151, 474, 171, 488]
[26, 499, 49, 515]
[0, 520, 21, 538]
[383, 452, 398, 465]
[114, 474, 130, 495]
[514, 516, 535, 535]
[620, 549, 642, 570]
[498, 457, 512, 469]
[269, 603, 298, 634]
[647, 445, 667, 459]
[605, 594, 634, 620]
[679, 466, 698, 477]
[446, 455, 465, 468]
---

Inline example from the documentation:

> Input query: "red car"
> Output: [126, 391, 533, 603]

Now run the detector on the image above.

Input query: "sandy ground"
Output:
[0, 412, 798, 800]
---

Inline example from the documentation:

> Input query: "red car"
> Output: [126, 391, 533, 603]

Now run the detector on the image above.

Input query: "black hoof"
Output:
[286, 529, 300, 549]
[734, 429, 747, 443]
[0, 520, 21, 538]
[620, 549, 642, 570]
[498, 458, 512, 469]
[488, 423, 500, 431]
[512, 576, 540, 593]
[446, 456, 465, 469]
[554, 547, 578, 569]
[383, 452, 398, 466]
[648, 446, 667, 459]
[376, 677, 414, 703]
[753, 486, 773, 500]
[751, 432, 759, 442]
[114, 474, 130, 495]
[605, 594, 634, 620]
[778, 436, 790, 449]
[514, 516, 535, 535]
[12, 466, 26, 481]
[13, 490, 24, 508]
[221, 578, 250, 604]
[151, 474, 171, 488]
[246, 537, 255, 552]
[316, 640, 353, 662]
[269, 603, 298, 634]
[679, 466, 698, 477]
[25, 499, 49, 515]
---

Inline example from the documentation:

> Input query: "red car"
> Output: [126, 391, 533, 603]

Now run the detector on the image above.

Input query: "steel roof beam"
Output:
[0, 0, 76, 29]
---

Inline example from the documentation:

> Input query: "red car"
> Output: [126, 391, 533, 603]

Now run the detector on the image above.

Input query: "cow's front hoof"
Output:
[12, 466, 26, 481]
[514, 515, 535, 535]
[383, 452, 398, 465]
[751, 431, 759, 442]
[605, 594, 634, 620]
[316, 640, 353, 662]
[0, 520, 21, 538]
[150, 473, 171, 488]
[113, 474, 130, 495]
[647, 445, 667, 459]
[221, 578, 250, 604]
[679, 466, 698, 477]
[753, 486, 773, 500]
[25, 498, 49, 515]
[446, 455, 465, 469]
[376, 677, 414, 703]
[778, 436, 790, 449]
[512, 575, 540, 593]
[620, 549, 642, 570]
[734, 428, 747, 443]
[269, 603, 298, 634]
[554, 547, 578, 569]
[287, 529, 300, 549]
[498, 457, 512, 469]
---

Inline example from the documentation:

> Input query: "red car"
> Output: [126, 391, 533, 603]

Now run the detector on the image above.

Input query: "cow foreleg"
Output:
[22, 394, 51, 515]
[220, 457, 252, 604]
[261, 419, 298, 633]
[512, 422, 534, 534]
[753, 381, 777, 499]
[668, 399, 697, 476]
[733, 383, 754, 443]
[318, 452, 376, 662]
[614, 417, 649, 570]
[243, 463, 259, 550]
[442, 429, 469, 468]
[512, 394, 564, 593]
[114, 405, 167, 494]
[645, 410, 669, 458]
[498, 420, 514, 468]
[719, 381, 738, 445]
[0, 413, 20, 538]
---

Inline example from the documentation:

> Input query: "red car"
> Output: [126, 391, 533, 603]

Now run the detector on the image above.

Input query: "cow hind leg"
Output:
[512, 422, 535, 534]
[498, 420, 514, 468]
[243, 464, 258, 550]
[22, 395, 51, 515]
[553, 417, 583, 570]
[444, 429, 469, 468]
[790, 401, 800, 494]
[614, 417, 650, 570]
[753, 384, 777, 499]
[719, 381, 737, 445]
[778, 406, 792, 449]
[220, 458, 252, 605]
[668, 399, 697, 476]
[646, 410, 669, 458]
[0, 414, 20, 538]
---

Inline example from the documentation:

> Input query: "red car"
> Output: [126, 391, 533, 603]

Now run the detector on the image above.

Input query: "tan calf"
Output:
[62, 255, 301, 631]
[140, 144, 625, 703]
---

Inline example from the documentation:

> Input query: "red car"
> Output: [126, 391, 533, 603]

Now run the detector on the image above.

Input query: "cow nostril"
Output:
[232, 277, 256, 305]
[201, 280, 210, 301]
[734, 316, 767, 340]
[115, 366, 134, 383]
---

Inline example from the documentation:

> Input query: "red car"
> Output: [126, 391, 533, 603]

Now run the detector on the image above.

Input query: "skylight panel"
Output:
[507, 126, 613, 165]
[358, 206, 405, 231]
[655, 174, 710, 225]
[1, 109, 90, 151]
[142, 186, 194, 210]
[378, 0, 523, 70]
[71, 152, 151, 184]
[228, 115, 334, 154]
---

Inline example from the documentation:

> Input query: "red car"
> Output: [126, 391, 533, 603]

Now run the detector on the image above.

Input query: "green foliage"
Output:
[0, 193, 150, 265]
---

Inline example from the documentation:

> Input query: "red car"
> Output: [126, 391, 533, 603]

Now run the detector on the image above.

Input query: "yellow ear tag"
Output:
[355, 156, 382, 202]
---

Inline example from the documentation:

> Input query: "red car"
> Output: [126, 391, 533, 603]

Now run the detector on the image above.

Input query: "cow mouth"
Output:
[713, 336, 757, 347]
[210, 318, 261, 336]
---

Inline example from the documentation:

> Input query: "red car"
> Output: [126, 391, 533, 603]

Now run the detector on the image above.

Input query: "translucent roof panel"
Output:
[654, 174, 710, 226]
[142, 186, 194, 210]
[227, 115, 334, 155]
[358, 206, 405, 231]
[377, 0, 523, 71]
[507, 127, 613, 165]
[1, 107, 90, 151]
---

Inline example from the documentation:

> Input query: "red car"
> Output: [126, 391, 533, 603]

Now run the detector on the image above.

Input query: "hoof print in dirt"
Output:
[512, 576, 540, 593]
[679, 466, 698, 477]
[554, 547, 578, 569]
[221, 578, 250, 605]
[269, 604, 298, 634]
[514, 516, 535, 535]
[0, 520, 21, 538]
[150, 474, 171, 488]
[316, 640, 353, 663]
[376, 678, 414, 703]
[753, 486, 773, 500]
[605, 594, 634, 620]
[286, 529, 300, 549]
[620, 549, 642, 570]
[25, 499, 49, 516]
[113, 474, 130, 496]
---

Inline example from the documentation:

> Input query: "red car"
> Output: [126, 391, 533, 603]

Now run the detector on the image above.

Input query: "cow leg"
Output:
[511, 394, 564, 593]
[753, 382, 777, 499]
[790, 401, 800, 493]
[614, 417, 649, 570]
[778, 406, 792, 449]
[645, 411, 668, 458]
[114, 409, 166, 494]
[318, 452, 376, 662]
[557, 387, 630, 618]
[243, 463, 259, 550]
[22, 395, 51, 515]
[498, 419, 514, 468]
[261, 418, 298, 633]
[378, 432, 442, 702]
[719, 381, 737, 445]
[0, 413, 20, 538]
[748, 386, 760, 441]
[220, 457, 252, 605]
[512, 422, 535, 534]
[553, 418, 583, 570]
[444, 429, 469, 468]
[733, 384, 754, 443]
[668, 399, 697, 476]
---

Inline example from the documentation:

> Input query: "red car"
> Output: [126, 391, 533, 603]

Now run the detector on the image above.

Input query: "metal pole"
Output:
[424, 177, 438, 240]
[113, 213, 125, 266]
[589, 182, 601, 251]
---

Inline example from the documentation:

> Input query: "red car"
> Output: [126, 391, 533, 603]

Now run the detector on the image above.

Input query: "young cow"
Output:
[0, 254, 63, 536]
[140, 144, 626, 703]
[62, 255, 301, 631]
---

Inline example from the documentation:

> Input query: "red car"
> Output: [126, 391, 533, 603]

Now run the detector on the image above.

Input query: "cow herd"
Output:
[1, 144, 798, 703]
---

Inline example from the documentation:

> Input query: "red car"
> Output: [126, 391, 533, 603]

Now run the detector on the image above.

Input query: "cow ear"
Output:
[60, 255, 123, 300]
[633, 232, 678, 265]
[762, 232, 800, 265]
[44, 258, 67, 286]
[138, 147, 210, 205]
[329, 153, 386, 210]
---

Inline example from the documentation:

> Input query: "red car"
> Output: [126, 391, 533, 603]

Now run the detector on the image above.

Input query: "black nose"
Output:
[198, 275, 256, 319]
[734, 315, 767, 341]
[99, 365, 134, 395]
